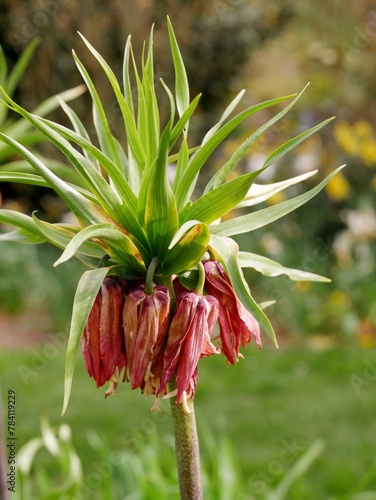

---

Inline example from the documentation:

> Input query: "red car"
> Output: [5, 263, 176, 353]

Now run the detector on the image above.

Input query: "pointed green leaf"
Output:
[238, 251, 330, 282]
[237, 170, 318, 208]
[58, 97, 100, 170]
[0, 171, 97, 202]
[31, 214, 104, 259]
[202, 89, 245, 145]
[72, 49, 122, 171]
[76, 34, 146, 169]
[263, 117, 335, 169]
[179, 170, 261, 225]
[0, 209, 45, 240]
[174, 94, 294, 209]
[38, 116, 138, 213]
[54, 223, 146, 273]
[0, 171, 48, 187]
[169, 94, 201, 151]
[209, 234, 278, 346]
[204, 87, 308, 194]
[0, 229, 44, 244]
[1, 91, 147, 246]
[139, 86, 178, 257]
[141, 26, 160, 165]
[211, 165, 346, 237]
[167, 16, 189, 119]
[0, 132, 103, 225]
[62, 266, 111, 415]
[173, 138, 189, 190]
[123, 35, 134, 115]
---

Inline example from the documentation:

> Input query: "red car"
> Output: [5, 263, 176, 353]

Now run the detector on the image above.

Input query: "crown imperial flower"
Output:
[203, 260, 262, 364]
[123, 285, 170, 392]
[158, 292, 219, 410]
[0, 19, 341, 420]
[82, 276, 127, 396]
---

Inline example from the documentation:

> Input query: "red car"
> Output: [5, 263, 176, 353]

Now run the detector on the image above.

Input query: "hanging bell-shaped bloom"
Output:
[203, 260, 262, 364]
[123, 286, 170, 392]
[158, 292, 219, 408]
[82, 276, 127, 396]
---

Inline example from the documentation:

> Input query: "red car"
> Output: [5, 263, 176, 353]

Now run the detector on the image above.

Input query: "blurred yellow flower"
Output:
[330, 290, 349, 307]
[353, 120, 373, 139]
[325, 171, 350, 201]
[361, 139, 376, 166]
[334, 122, 358, 156]
[335, 120, 376, 167]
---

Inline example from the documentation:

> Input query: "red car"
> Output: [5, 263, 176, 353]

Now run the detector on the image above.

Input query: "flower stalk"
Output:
[168, 375, 203, 500]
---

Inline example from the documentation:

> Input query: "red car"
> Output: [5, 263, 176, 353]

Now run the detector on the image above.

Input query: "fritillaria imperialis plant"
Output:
[0, 19, 343, 499]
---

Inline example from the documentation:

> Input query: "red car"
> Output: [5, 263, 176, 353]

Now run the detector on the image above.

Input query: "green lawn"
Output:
[1, 341, 375, 498]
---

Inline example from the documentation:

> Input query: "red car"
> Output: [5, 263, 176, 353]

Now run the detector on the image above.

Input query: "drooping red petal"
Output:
[203, 259, 261, 364]
[123, 286, 170, 391]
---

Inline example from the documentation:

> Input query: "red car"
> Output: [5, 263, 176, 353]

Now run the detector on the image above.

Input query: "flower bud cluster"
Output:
[82, 261, 261, 411]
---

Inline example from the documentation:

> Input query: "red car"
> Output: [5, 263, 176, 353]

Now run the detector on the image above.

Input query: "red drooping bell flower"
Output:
[158, 292, 219, 411]
[82, 276, 127, 397]
[203, 260, 262, 364]
[123, 286, 170, 392]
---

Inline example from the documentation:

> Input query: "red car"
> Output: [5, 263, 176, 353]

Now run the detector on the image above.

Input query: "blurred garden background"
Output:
[0, 0, 375, 498]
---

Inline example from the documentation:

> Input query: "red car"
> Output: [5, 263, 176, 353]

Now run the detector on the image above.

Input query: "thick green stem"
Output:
[168, 376, 203, 500]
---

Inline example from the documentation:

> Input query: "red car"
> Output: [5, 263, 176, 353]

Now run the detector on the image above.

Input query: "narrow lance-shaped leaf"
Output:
[0, 209, 45, 241]
[31, 213, 104, 260]
[72, 49, 122, 172]
[167, 16, 190, 120]
[237, 170, 318, 208]
[58, 97, 100, 170]
[238, 252, 331, 282]
[0, 133, 103, 226]
[209, 234, 278, 347]
[202, 89, 245, 145]
[141, 26, 160, 165]
[169, 94, 201, 152]
[62, 266, 111, 415]
[141, 83, 179, 257]
[38, 115, 138, 214]
[78, 33, 146, 173]
[262, 117, 335, 169]
[54, 223, 146, 274]
[211, 165, 346, 237]
[0, 171, 98, 202]
[204, 86, 309, 194]
[179, 169, 262, 225]
[174, 94, 295, 209]
[0, 90, 133, 220]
